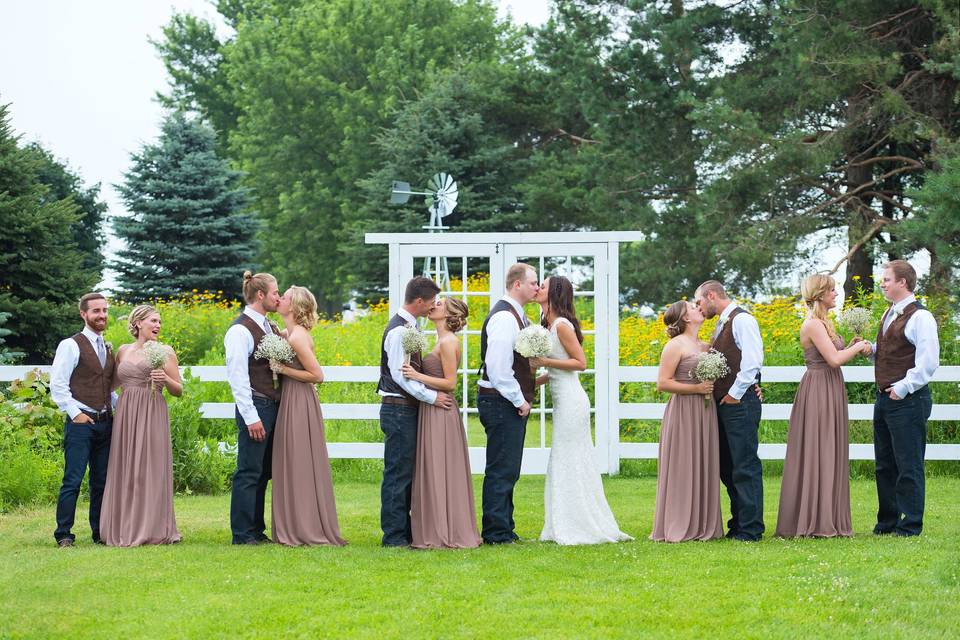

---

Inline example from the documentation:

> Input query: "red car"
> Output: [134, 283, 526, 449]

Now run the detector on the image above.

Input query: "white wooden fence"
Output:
[3, 364, 959, 473]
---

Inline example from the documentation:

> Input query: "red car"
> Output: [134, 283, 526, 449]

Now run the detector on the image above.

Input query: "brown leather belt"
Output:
[381, 396, 418, 407]
[478, 386, 502, 397]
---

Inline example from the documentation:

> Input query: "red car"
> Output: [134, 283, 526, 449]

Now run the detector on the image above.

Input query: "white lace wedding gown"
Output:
[540, 318, 633, 545]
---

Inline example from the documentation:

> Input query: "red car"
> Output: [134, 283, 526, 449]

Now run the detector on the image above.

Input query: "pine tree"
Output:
[0, 102, 99, 360]
[112, 112, 258, 301]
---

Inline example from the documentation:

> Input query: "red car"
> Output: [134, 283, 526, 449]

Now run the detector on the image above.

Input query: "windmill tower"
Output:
[390, 173, 459, 291]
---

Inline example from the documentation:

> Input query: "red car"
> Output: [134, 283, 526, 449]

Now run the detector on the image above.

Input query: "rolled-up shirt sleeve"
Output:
[892, 311, 940, 398]
[50, 338, 82, 419]
[484, 312, 525, 408]
[730, 312, 764, 400]
[385, 327, 438, 405]
[224, 324, 259, 426]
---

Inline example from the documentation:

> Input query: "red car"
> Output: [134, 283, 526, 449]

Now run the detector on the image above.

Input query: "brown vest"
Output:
[710, 307, 753, 401]
[480, 300, 536, 403]
[69, 333, 115, 411]
[875, 301, 925, 390]
[233, 313, 282, 402]
[377, 313, 423, 401]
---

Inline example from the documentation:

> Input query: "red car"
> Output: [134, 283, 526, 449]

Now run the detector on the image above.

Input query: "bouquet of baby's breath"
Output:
[515, 324, 552, 358]
[254, 334, 295, 388]
[839, 307, 873, 337]
[400, 324, 427, 365]
[691, 349, 730, 407]
[143, 340, 171, 396]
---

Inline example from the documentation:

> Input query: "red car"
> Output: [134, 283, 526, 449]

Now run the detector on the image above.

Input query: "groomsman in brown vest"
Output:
[225, 271, 283, 544]
[695, 280, 765, 542]
[861, 260, 939, 536]
[376, 277, 453, 547]
[49, 293, 115, 547]
[477, 263, 539, 544]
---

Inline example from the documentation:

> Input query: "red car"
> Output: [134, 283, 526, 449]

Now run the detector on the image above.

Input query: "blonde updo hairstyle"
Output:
[663, 301, 688, 339]
[127, 304, 159, 338]
[801, 274, 838, 338]
[443, 297, 469, 333]
[242, 270, 277, 304]
[287, 286, 319, 330]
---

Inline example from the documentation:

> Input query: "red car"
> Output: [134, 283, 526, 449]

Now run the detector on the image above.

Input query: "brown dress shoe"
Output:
[57, 539, 75, 548]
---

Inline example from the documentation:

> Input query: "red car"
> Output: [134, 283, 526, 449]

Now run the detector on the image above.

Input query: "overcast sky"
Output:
[0, 1, 922, 294]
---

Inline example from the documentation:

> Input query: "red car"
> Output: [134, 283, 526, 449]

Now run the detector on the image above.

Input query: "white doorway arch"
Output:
[366, 231, 643, 474]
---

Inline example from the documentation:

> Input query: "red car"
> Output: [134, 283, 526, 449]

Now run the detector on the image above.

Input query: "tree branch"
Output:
[828, 218, 894, 275]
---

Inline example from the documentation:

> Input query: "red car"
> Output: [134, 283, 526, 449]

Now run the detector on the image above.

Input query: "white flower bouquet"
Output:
[691, 348, 731, 406]
[839, 307, 873, 337]
[400, 324, 427, 365]
[515, 324, 552, 359]
[254, 334, 295, 388]
[142, 340, 170, 396]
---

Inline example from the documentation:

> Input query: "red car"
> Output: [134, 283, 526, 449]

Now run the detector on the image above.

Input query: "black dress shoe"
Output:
[93, 538, 106, 545]
[732, 534, 760, 542]
[482, 538, 516, 545]
[256, 536, 275, 544]
[873, 527, 894, 536]
[57, 538, 75, 548]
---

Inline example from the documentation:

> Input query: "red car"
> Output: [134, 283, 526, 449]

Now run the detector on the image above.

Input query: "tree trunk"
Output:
[843, 92, 876, 302]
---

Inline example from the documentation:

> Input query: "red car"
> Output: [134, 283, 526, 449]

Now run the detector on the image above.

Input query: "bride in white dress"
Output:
[531, 276, 632, 545]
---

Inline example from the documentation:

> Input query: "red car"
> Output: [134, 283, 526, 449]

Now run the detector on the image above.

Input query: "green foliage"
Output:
[157, 0, 520, 312]
[900, 146, 960, 296]
[0, 370, 65, 509]
[25, 142, 107, 279]
[0, 102, 100, 361]
[112, 112, 258, 302]
[0, 311, 25, 364]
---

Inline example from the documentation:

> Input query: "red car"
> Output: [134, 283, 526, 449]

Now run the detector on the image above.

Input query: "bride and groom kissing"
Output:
[378, 264, 631, 549]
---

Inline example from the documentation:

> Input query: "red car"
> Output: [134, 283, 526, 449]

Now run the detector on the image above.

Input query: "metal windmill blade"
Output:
[426, 173, 458, 219]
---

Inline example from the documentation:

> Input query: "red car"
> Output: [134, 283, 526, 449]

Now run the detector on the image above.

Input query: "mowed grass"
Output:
[2, 476, 959, 639]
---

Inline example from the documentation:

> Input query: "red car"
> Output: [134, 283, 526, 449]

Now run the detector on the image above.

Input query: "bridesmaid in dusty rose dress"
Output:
[101, 305, 182, 546]
[270, 286, 346, 546]
[401, 297, 481, 549]
[776, 274, 870, 538]
[650, 301, 723, 543]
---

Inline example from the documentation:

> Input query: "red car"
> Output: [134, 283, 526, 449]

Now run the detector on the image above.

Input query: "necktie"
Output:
[712, 319, 724, 341]
[96, 336, 106, 368]
[882, 306, 896, 335]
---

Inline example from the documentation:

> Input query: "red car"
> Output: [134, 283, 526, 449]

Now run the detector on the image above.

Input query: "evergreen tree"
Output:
[0, 102, 99, 360]
[26, 142, 108, 279]
[112, 112, 258, 301]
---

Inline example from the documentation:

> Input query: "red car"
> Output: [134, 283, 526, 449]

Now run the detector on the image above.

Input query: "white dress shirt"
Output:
[50, 326, 111, 419]
[478, 296, 529, 408]
[869, 295, 940, 398]
[715, 303, 764, 401]
[224, 306, 275, 426]
[378, 308, 439, 405]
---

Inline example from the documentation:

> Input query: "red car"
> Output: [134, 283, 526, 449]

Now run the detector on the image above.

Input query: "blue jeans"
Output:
[379, 402, 419, 546]
[874, 386, 931, 536]
[478, 393, 528, 543]
[54, 416, 112, 542]
[230, 397, 278, 544]
[716, 387, 764, 540]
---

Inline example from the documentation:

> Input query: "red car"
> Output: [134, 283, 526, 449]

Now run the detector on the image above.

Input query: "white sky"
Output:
[0, 1, 923, 296]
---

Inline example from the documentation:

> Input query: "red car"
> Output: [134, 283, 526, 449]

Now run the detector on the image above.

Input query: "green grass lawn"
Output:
[2, 476, 959, 639]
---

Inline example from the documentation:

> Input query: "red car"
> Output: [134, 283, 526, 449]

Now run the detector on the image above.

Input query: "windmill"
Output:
[390, 173, 459, 291]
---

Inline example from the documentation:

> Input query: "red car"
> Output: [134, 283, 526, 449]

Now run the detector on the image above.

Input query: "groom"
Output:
[225, 271, 282, 544]
[377, 276, 453, 547]
[862, 260, 939, 536]
[477, 263, 539, 544]
[695, 280, 765, 542]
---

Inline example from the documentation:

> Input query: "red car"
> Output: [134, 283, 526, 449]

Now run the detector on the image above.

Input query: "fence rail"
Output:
[4, 365, 959, 471]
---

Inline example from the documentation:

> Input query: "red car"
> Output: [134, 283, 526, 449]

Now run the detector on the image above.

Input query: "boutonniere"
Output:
[105, 341, 113, 352]
[892, 307, 904, 319]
